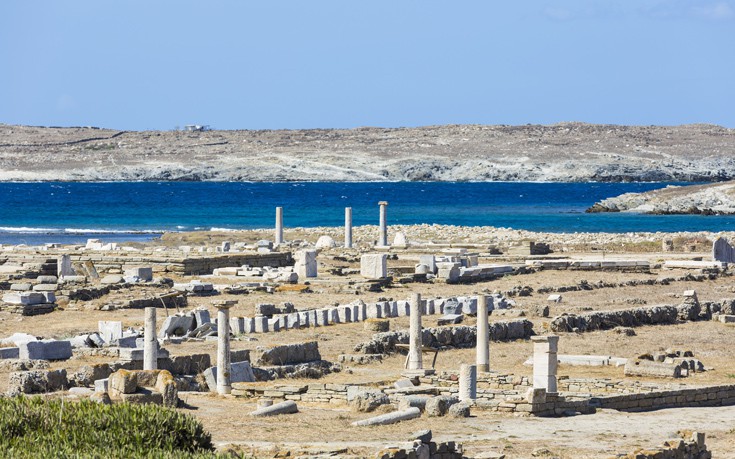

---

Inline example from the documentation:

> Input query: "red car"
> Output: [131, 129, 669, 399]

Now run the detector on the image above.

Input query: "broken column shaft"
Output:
[144, 307, 157, 371]
[214, 300, 237, 395]
[378, 201, 388, 247]
[476, 295, 490, 372]
[408, 293, 423, 370]
[345, 207, 353, 248]
[275, 206, 284, 246]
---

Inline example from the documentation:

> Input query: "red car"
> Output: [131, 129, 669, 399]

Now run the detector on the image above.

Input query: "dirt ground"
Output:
[2, 236, 735, 458]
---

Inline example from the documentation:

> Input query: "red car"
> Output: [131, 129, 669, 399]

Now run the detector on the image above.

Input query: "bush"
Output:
[0, 396, 225, 458]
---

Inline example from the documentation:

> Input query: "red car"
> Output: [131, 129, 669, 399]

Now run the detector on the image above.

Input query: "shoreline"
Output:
[2, 224, 731, 252]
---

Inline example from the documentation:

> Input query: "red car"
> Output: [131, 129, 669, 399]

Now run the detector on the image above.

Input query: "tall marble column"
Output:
[476, 295, 490, 372]
[344, 207, 353, 248]
[408, 293, 423, 370]
[275, 206, 284, 246]
[214, 300, 237, 395]
[378, 201, 388, 247]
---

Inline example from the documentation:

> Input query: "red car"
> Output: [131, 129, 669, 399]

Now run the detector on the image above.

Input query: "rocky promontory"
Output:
[587, 181, 735, 214]
[0, 122, 733, 182]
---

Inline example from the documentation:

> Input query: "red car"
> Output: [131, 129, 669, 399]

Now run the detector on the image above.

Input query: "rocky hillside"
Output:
[0, 123, 733, 182]
[587, 181, 735, 214]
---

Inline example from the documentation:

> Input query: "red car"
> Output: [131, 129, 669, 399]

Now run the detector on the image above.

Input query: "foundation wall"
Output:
[1, 252, 292, 276]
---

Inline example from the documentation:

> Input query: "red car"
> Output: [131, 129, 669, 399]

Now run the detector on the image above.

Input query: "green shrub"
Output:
[0, 396, 226, 458]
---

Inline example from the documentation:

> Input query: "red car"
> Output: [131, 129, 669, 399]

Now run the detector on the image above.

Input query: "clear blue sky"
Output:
[1, 1, 733, 130]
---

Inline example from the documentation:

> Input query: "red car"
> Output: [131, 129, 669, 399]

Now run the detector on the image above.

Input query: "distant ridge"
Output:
[0, 123, 732, 182]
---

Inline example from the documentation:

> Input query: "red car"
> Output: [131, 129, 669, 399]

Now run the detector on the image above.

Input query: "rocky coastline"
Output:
[586, 181, 735, 215]
[1, 122, 733, 182]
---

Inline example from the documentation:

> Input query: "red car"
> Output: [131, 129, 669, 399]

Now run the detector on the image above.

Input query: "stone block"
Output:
[36, 275, 58, 284]
[231, 349, 251, 363]
[360, 254, 387, 279]
[295, 249, 318, 278]
[0, 347, 20, 359]
[120, 390, 163, 405]
[442, 298, 461, 315]
[109, 370, 138, 396]
[336, 305, 352, 323]
[155, 370, 179, 407]
[315, 309, 330, 326]
[8, 369, 68, 394]
[365, 303, 382, 319]
[9, 283, 32, 291]
[114, 335, 139, 348]
[3, 292, 46, 305]
[268, 317, 281, 332]
[193, 308, 211, 326]
[98, 321, 123, 343]
[95, 378, 109, 393]
[158, 314, 194, 338]
[119, 347, 169, 361]
[19, 340, 72, 360]
[624, 359, 682, 378]
[58, 254, 74, 277]
[419, 255, 437, 274]
[230, 317, 245, 334]
[100, 275, 124, 285]
[285, 312, 301, 328]
[297, 311, 310, 327]
[254, 316, 269, 333]
[203, 361, 256, 391]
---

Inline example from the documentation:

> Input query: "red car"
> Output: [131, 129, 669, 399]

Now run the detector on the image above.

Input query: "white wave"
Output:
[0, 226, 166, 234]
[0, 227, 50, 233]
[63, 228, 166, 234]
[208, 227, 239, 232]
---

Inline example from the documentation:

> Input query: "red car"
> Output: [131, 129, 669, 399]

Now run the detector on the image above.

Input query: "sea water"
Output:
[0, 182, 733, 245]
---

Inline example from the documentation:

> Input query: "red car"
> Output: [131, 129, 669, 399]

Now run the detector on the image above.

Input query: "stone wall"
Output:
[550, 303, 706, 333]
[624, 432, 709, 459]
[536, 272, 724, 295]
[0, 251, 292, 276]
[595, 384, 735, 411]
[354, 320, 534, 354]
[232, 382, 350, 404]
[256, 341, 321, 366]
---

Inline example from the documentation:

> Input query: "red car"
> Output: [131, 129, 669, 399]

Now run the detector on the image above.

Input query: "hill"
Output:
[0, 123, 733, 182]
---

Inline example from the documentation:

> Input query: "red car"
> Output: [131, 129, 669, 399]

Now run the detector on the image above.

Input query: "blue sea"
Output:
[0, 182, 732, 245]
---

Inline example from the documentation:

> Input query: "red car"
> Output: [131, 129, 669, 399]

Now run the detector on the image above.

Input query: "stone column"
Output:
[275, 206, 284, 246]
[459, 364, 477, 402]
[407, 293, 423, 370]
[344, 207, 353, 248]
[476, 295, 490, 372]
[378, 201, 388, 247]
[214, 300, 237, 395]
[531, 335, 559, 394]
[143, 307, 157, 371]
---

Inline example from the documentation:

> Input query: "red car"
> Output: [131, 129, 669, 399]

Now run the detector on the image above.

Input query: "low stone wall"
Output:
[595, 384, 735, 411]
[376, 441, 464, 459]
[536, 272, 723, 295]
[232, 382, 351, 404]
[354, 320, 534, 354]
[550, 303, 706, 333]
[420, 371, 530, 392]
[1, 251, 292, 276]
[556, 377, 685, 396]
[624, 432, 709, 459]
[256, 341, 321, 365]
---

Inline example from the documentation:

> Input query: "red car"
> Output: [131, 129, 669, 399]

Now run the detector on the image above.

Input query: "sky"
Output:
[1, 1, 733, 131]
